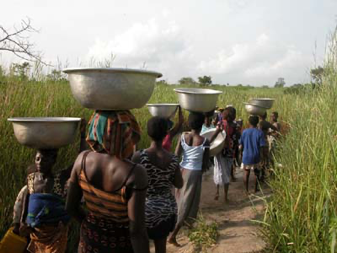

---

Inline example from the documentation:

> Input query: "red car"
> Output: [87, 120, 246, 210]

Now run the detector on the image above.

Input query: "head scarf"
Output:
[86, 110, 141, 159]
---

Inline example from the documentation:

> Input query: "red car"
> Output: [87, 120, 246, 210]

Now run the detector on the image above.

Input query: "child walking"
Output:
[239, 115, 266, 193]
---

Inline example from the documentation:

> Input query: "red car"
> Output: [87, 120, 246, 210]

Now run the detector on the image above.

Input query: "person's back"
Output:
[140, 150, 178, 195]
[241, 128, 265, 165]
[78, 152, 140, 221]
[180, 132, 207, 171]
[66, 110, 149, 253]
[133, 116, 183, 253]
[169, 112, 209, 247]
[240, 115, 266, 193]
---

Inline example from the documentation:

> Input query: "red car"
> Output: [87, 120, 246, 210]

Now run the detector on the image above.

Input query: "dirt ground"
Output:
[161, 167, 272, 253]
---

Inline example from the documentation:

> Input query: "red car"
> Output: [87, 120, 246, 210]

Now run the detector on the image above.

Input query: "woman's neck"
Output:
[149, 140, 163, 150]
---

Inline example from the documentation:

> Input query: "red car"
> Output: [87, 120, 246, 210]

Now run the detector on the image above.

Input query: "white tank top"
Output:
[180, 133, 209, 171]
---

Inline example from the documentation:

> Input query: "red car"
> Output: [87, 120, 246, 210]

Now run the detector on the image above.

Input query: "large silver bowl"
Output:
[244, 103, 267, 116]
[8, 117, 81, 149]
[201, 129, 226, 157]
[146, 103, 179, 118]
[174, 88, 222, 112]
[63, 68, 162, 110]
[248, 98, 274, 109]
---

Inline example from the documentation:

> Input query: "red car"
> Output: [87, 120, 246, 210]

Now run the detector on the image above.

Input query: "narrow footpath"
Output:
[165, 168, 271, 253]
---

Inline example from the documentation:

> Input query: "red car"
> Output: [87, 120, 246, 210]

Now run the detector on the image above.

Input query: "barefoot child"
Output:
[239, 115, 266, 193]
[211, 107, 237, 203]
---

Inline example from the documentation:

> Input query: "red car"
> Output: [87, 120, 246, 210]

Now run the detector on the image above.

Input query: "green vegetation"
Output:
[262, 30, 337, 252]
[188, 214, 219, 252]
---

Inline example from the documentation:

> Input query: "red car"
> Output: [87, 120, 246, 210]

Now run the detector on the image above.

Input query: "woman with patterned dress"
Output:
[66, 110, 149, 253]
[132, 116, 183, 253]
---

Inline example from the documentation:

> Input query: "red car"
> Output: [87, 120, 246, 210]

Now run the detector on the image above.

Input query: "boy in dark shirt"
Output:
[239, 115, 266, 193]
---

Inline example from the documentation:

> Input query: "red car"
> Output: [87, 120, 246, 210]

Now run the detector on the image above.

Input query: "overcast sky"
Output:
[1, 0, 337, 86]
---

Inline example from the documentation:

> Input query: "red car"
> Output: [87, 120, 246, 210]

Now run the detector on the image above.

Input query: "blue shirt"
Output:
[240, 128, 266, 165]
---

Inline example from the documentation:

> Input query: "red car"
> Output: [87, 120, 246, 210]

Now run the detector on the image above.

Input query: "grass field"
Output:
[0, 54, 335, 251]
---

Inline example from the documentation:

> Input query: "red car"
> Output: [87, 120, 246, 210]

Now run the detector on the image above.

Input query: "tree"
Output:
[198, 75, 212, 86]
[310, 66, 324, 86]
[178, 77, 196, 85]
[156, 79, 168, 85]
[274, 77, 285, 88]
[11, 62, 31, 81]
[0, 18, 45, 64]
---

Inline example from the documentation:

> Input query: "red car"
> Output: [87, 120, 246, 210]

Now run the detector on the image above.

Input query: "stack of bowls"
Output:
[244, 98, 274, 116]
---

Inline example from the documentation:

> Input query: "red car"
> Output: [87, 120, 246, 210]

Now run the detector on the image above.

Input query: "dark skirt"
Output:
[147, 214, 176, 240]
[79, 213, 133, 253]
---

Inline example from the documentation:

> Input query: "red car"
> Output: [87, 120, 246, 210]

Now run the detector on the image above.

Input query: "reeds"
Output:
[262, 28, 337, 253]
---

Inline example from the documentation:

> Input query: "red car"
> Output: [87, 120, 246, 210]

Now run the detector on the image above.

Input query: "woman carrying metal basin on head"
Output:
[6, 117, 87, 253]
[168, 112, 210, 247]
[66, 111, 149, 253]
[132, 116, 183, 253]
[64, 67, 162, 253]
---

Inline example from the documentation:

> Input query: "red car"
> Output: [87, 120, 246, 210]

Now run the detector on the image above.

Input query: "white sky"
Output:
[1, 0, 337, 86]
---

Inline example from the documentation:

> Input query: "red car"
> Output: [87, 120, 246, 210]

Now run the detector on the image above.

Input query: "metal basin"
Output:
[8, 117, 81, 149]
[63, 68, 162, 110]
[146, 103, 179, 118]
[244, 103, 267, 116]
[248, 98, 274, 109]
[174, 88, 222, 112]
[201, 129, 226, 157]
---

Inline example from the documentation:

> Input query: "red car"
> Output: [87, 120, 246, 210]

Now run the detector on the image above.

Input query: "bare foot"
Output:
[168, 237, 181, 247]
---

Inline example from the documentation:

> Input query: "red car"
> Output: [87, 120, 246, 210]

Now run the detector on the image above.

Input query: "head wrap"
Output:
[86, 110, 141, 159]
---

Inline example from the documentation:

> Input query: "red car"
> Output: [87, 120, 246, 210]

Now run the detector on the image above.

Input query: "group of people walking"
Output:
[9, 105, 281, 253]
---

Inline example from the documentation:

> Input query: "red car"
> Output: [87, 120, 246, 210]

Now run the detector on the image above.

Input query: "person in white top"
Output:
[168, 112, 210, 247]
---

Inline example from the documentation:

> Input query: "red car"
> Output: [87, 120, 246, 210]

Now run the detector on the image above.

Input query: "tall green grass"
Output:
[0, 68, 297, 250]
[262, 30, 337, 252]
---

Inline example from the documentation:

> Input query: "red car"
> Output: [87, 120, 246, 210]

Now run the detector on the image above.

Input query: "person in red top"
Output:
[162, 106, 184, 152]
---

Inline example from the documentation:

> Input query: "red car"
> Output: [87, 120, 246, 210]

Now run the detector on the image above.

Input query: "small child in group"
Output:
[201, 110, 215, 134]
[270, 111, 281, 135]
[268, 111, 281, 168]
[239, 115, 266, 193]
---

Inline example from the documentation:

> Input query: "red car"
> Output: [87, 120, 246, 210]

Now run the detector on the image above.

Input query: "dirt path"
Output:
[165, 168, 271, 253]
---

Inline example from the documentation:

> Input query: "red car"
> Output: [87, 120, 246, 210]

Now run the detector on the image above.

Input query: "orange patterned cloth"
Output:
[27, 222, 68, 253]
[86, 110, 141, 159]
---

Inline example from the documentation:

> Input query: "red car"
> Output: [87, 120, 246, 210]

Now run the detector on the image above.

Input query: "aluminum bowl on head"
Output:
[146, 103, 179, 118]
[248, 98, 274, 109]
[201, 129, 226, 157]
[174, 88, 222, 113]
[8, 117, 81, 149]
[244, 103, 267, 116]
[63, 68, 162, 110]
